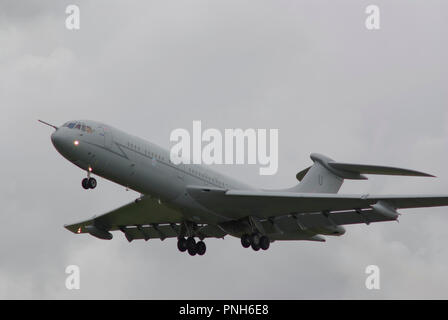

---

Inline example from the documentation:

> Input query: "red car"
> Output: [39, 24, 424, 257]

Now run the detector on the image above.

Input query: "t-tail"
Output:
[286, 153, 434, 194]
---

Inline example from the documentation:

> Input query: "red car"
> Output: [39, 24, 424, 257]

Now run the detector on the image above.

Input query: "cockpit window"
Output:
[63, 122, 94, 133]
[63, 122, 76, 128]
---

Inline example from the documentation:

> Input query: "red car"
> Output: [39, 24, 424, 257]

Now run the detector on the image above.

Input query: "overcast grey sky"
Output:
[0, 0, 447, 299]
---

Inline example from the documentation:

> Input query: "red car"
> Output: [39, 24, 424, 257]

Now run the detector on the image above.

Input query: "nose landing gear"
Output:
[82, 170, 97, 190]
[82, 177, 97, 189]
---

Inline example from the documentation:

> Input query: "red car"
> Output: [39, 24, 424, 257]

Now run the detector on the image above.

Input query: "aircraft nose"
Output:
[51, 129, 63, 151]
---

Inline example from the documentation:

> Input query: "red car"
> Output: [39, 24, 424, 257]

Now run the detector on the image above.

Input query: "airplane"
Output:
[40, 119, 448, 256]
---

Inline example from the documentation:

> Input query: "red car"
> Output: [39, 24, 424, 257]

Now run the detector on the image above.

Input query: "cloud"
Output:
[0, 0, 447, 299]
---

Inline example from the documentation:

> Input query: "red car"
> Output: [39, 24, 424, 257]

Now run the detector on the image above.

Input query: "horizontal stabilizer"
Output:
[328, 162, 434, 178]
[295, 154, 434, 182]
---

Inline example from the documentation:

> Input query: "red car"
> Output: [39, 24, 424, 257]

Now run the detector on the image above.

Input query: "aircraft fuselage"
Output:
[50, 120, 253, 224]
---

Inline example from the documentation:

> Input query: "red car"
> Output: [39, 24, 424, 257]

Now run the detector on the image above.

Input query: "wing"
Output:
[187, 186, 448, 228]
[64, 195, 226, 241]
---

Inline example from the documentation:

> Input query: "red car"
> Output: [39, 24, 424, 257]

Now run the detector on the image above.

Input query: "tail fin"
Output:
[287, 153, 434, 194]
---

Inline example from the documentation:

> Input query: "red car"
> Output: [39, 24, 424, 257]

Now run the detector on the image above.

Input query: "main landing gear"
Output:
[177, 237, 206, 256]
[241, 233, 270, 251]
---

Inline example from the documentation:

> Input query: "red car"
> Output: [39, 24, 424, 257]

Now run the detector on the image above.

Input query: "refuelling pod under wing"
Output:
[85, 225, 113, 240]
[371, 201, 399, 221]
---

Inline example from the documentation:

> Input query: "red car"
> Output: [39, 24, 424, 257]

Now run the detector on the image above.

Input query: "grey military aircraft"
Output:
[41, 119, 448, 256]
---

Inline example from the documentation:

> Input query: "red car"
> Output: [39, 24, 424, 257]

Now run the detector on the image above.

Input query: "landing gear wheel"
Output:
[259, 236, 270, 250]
[177, 237, 187, 252]
[82, 178, 89, 189]
[188, 245, 197, 256]
[241, 234, 251, 248]
[88, 177, 97, 189]
[186, 237, 196, 251]
[250, 233, 260, 246]
[251, 242, 260, 251]
[196, 241, 206, 256]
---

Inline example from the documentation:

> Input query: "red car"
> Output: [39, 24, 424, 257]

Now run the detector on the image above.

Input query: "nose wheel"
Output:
[82, 168, 97, 190]
[82, 177, 97, 189]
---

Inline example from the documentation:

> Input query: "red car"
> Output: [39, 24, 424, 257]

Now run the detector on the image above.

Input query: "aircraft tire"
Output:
[186, 237, 196, 250]
[250, 233, 260, 246]
[251, 242, 260, 251]
[177, 237, 187, 252]
[241, 234, 251, 248]
[82, 178, 89, 189]
[88, 177, 97, 189]
[196, 241, 206, 256]
[188, 245, 197, 256]
[259, 236, 270, 250]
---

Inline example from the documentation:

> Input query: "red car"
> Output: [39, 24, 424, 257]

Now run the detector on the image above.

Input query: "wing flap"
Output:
[116, 224, 227, 241]
[296, 208, 396, 227]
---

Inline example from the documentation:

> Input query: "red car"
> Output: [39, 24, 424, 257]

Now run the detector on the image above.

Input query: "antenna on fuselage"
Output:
[38, 119, 58, 130]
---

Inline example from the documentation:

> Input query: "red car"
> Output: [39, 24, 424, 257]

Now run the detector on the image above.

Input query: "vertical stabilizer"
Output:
[290, 154, 345, 194]
[285, 153, 433, 194]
